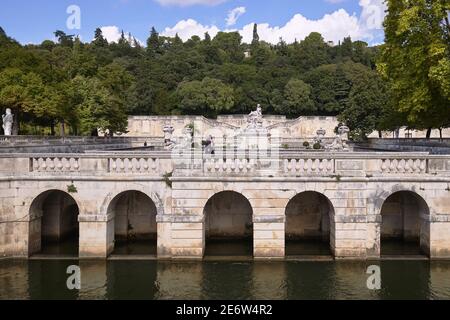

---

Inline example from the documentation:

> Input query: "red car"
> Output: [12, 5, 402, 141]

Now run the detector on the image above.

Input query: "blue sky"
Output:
[0, 0, 386, 45]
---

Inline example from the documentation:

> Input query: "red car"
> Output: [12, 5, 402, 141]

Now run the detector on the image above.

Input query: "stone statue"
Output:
[2, 108, 13, 136]
[314, 128, 326, 148]
[247, 104, 263, 130]
[326, 125, 350, 151]
[203, 135, 215, 155]
[163, 124, 175, 150]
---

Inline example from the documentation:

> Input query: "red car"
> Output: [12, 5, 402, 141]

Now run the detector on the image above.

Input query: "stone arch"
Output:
[372, 184, 432, 217]
[285, 191, 335, 256]
[106, 190, 160, 255]
[28, 189, 81, 256]
[203, 190, 254, 257]
[378, 189, 431, 256]
[101, 187, 164, 218]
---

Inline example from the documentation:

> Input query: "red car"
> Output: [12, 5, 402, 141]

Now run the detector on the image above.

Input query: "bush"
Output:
[313, 142, 322, 150]
[303, 141, 310, 148]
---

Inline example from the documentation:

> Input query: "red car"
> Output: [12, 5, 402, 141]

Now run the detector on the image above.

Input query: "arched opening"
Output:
[29, 190, 80, 256]
[380, 191, 430, 257]
[108, 191, 158, 256]
[204, 191, 253, 257]
[285, 191, 334, 256]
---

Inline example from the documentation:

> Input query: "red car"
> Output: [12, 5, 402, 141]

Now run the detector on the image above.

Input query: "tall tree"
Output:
[93, 28, 108, 47]
[378, 0, 450, 136]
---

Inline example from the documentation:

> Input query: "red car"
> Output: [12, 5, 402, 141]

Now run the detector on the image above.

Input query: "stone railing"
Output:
[283, 158, 334, 175]
[31, 157, 80, 172]
[204, 158, 258, 174]
[109, 157, 161, 174]
[0, 152, 449, 179]
[379, 158, 427, 174]
[0, 152, 173, 177]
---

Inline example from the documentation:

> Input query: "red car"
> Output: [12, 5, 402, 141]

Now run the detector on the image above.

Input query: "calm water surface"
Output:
[1, 260, 450, 300]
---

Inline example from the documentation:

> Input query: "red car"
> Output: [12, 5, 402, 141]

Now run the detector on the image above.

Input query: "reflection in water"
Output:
[1, 260, 450, 300]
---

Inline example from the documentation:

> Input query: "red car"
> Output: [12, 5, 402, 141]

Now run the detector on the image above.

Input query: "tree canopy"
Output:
[0, 11, 448, 138]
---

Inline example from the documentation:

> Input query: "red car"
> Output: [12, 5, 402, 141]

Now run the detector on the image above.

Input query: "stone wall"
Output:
[362, 138, 450, 154]
[126, 115, 340, 139]
[0, 152, 450, 260]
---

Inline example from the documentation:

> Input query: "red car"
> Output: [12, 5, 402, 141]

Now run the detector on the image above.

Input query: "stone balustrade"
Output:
[109, 157, 160, 174]
[0, 152, 449, 178]
[31, 157, 80, 172]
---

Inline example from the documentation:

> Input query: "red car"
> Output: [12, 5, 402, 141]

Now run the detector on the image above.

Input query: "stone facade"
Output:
[126, 115, 340, 140]
[0, 152, 450, 260]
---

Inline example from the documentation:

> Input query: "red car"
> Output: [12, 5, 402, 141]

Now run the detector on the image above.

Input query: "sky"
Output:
[0, 0, 387, 46]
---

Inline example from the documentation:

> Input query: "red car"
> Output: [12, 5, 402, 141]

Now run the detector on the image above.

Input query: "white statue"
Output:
[326, 125, 350, 151]
[203, 135, 215, 155]
[2, 108, 13, 136]
[163, 124, 175, 150]
[247, 104, 263, 129]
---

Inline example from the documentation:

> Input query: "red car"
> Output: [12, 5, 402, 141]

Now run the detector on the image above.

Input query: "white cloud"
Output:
[226, 7, 246, 27]
[155, 0, 227, 6]
[99, 26, 143, 46]
[162, 19, 221, 41]
[100, 26, 122, 43]
[161, 1, 387, 45]
[238, 9, 365, 45]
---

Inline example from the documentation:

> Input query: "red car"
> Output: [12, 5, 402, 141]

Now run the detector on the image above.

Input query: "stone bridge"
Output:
[1, 150, 450, 260]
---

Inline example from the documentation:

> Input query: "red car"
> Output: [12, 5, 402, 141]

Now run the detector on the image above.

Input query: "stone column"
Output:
[170, 215, 204, 259]
[79, 214, 114, 259]
[366, 215, 381, 258]
[429, 215, 450, 258]
[333, 215, 368, 259]
[156, 215, 172, 258]
[253, 216, 285, 258]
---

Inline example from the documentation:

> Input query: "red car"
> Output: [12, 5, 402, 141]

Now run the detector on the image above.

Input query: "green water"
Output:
[1, 259, 450, 300]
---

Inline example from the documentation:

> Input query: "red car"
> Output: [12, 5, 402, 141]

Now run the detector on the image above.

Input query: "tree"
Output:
[147, 27, 162, 57]
[252, 23, 260, 47]
[339, 73, 388, 140]
[54, 30, 74, 47]
[290, 32, 331, 72]
[0, 68, 47, 134]
[93, 28, 108, 47]
[176, 77, 234, 116]
[273, 79, 315, 117]
[378, 0, 450, 136]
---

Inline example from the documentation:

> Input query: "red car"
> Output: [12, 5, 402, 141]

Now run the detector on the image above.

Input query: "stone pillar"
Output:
[170, 215, 204, 259]
[366, 215, 381, 258]
[429, 215, 450, 258]
[79, 214, 114, 259]
[156, 215, 172, 258]
[28, 216, 42, 256]
[253, 216, 285, 258]
[333, 215, 368, 259]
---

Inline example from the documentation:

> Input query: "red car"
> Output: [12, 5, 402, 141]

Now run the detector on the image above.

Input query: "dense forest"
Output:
[0, 0, 449, 139]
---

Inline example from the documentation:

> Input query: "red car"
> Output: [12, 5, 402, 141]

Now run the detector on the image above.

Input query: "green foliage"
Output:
[273, 78, 315, 117]
[163, 171, 173, 188]
[1, 19, 447, 136]
[313, 142, 322, 150]
[378, 0, 450, 131]
[67, 184, 78, 193]
[176, 77, 234, 116]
